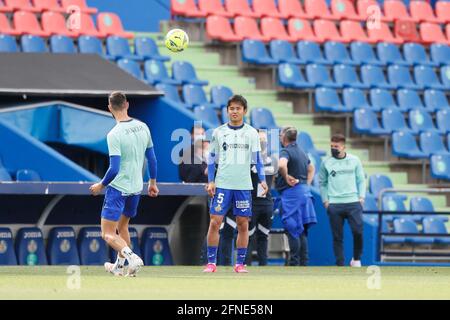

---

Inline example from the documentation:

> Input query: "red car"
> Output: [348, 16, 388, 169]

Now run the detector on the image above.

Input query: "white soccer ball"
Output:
[165, 28, 189, 53]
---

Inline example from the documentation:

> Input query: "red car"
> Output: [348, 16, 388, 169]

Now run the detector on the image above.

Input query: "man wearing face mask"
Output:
[318, 134, 366, 267]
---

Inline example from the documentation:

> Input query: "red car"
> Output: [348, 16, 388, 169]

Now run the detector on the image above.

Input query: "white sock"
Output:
[120, 246, 134, 262]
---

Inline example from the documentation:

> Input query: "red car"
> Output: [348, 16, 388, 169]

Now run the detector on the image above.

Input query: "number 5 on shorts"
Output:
[217, 193, 224, 204]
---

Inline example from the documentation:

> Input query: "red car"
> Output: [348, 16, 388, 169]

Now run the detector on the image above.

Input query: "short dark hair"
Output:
[331, 133, 346, 144]
[282, 126, 297, 143]
[227, 94, 248, 110]
[109, 91, 127, 110]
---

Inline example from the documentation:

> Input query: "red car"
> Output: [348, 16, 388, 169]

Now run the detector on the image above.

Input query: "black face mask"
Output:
[331, 148, 341, 158]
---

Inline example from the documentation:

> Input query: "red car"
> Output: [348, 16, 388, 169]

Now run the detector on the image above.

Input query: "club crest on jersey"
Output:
[215, 204, 222, 212]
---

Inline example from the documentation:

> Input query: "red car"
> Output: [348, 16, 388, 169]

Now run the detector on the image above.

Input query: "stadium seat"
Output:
[15, 227, 47, 265]
[171, 0, 205, 17]
[106, 36, 141, 61]
[0, 0, 13, 12]
[41, 11, 79, 38]
[32, 0, 65, 13]
[78, 227, 108, 265]
[0, 34, 18, 52]
[382, 194, 407, 212]
[241, 39, 278, 65]
[206, 15, 242, 42]
[420, 22, 450, 45]
[77, 13, 106, 38]
[270, 40, 304, 64]
[261, 17, 296, 42]
[439, 65, 450, 88]
[224, 0, 259, 18]
[47, 227, 80, 265]
[330, 0, 364, 21]
[97, 12, 134, 39]
[344, 88, 375, 110]
[61, 0, 97, 14]
[430, 154, 450, 180]
[277, 63, 314, 89]
[423, 217, 450, 244]
[5, 0, 40, 12]
[16, 169, 40, 181]
[304, 0, 339, 20]
[183, 84, 220, 110]
[420, 131, 449, 157]
[363, 193, 378, 212]
[382, 219, 404, 244]
[410, 0, 445, 24]
[211, 85, 233, 108]
[50, 35, 76, 54]
[141, 227, 173, 266]
[410, 197, 435, 214]
[172, 61, 209, 86]
[324, 41, 357, 66]
[369, 174, 394, 199]
[287, 18, 320, 42]
[155, 83, 189, 109]
[314, 19, 349, 43]
[297, 131, 326, 156]
[403, 43, 438, 67]
[193, 105, 221, 127]
[397, 89, 426, 113]
[278, 0, 313, 19]
[117, 59, 146, 82]
[134, 37, 169, 62]
[384, 0, 417, 22]
[382, 108, 414, 134]
[233, 16, 270, 42]
[252, 0, 287, 19]
[430, 44, 450, 66]
[394, 19, 422, 44]
[377, 42, 410, 66]
[388, 65, 423, 90]
[353, 108, 390, 136]
[424, 90, 449, 113]
[393, 218, 434, 245]
[20, 35, 48, 53]
[0, 227, 17, 265]
[0, 167, 12, 181]
[436, 1, 450, 23]
[78, 35, 113, 60]
[392, 130, 427, 159]
[221, 106, 229, 124]
[357, 0, 388, 22]
[370, 89, 401, 111]
[360, 65, 396, 90]
[250, 107, 278, 130]
[414, 66, 447, 91]
[13, 10, 50, 36]
[144, 59, 181, 86]
[314, 87, 350, 112]
[0, 12, 20, 36]
[350, 42, 384, 66]
[436, 109, 450, 134]
[297, 41, 331, 65]
[333, 64, 369, 89]
[367, 22, 403, 44]
[110, 227, 141, 262]
[306, 64, 341, 89]
[198, 0, 232, 17]
[340, 20, 375, 44]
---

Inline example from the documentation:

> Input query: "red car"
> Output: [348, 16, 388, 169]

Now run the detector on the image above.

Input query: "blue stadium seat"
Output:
[110, 227, 141, 262]
[424, 90, 450, 113]
[353, 108, 389, 136]
[78, 35, 114, 60]
[242, 39, 278, 65]
[134, 37, 170, 61]
[47, 227, 80, 265]
[172, 61, 209, 86]
[350, 41, 384, 66]
[16, 169, 40, 181]
[333, 64, 370, 89]
[408, 109, 439, 134]
[388, 65, 423, 90]
[78, 227, 109, 265]
[436, 109, 450, 134]
[314, 87, 350, 112]
[403, 43, 438, 67]
[0, 34, 18, 52]
[414, 65, 447, 90]
[155, 83, 189, 108]
[182, 84, 220, 110]
[397, 89, 425, 113]
[144, 59, 181, 86]
[343, 88, 375, 111]
[409, 197, 448, 223]
[392, 131, 427, 159]
[382, 194, 407, 216]
[250, 107, 278, 130]
[211, 85, 233, 108]
[383, 219, 404, 244]
[0, 227, 17, 265]
[430, 44, 450, 66]
[21, 35, 48, 53]
[393, 218, 434, 245]
[15, 227, 47, 265]
[278, 63, 315, 89]
[50, 35, 76, 54]
[441, 66, 450, 88]
[0, 167, 12, 181]
[422, 217, 450, 244]
[360, 65, 396, 90]
[193, 105, 221, 127]
[430, 154, 450, 180]
[141, 227, 173, 266]
[377, 42, 410, 66]
[297, 131, 326, 156]
[369, 174, 396, 199]
[306, 150, 322, 179]
[306, 64, 341, 89]
[269, 40, 304, 64]
[363, 193, 378, 212]
[419, 131, 450, 157]
[117, 59, 146, 82]
[297, 41, 332, 65]
[381, 108, 413, 134]
[324, 41, 357, 66]
[370, 89, 402, 111]
[106, 36, 141, 60]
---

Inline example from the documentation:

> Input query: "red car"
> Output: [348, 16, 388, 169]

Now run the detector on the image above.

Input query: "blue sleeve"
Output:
[145, 147, 157, 180]
[254, 151, 266, 183]
[207, 152, 216, 183]
[101, 155, 120, 186]
[280, 149, 290, 161]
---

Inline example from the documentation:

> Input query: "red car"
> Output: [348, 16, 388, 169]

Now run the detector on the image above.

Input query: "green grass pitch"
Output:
[1, 266, 449, 299]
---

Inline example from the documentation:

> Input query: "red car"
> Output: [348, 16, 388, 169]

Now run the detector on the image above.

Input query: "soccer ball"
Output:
[165, 29, 189, 52]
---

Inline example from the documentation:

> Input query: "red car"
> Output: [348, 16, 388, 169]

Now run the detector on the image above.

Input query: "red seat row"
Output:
[0, 10, 133, 38]
[173, 0, 450, 24]
[0, 0, 97, 14]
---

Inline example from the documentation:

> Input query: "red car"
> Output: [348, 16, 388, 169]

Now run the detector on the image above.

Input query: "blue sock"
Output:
[207, 246, 218, 264]
[236, 247, 247, 265]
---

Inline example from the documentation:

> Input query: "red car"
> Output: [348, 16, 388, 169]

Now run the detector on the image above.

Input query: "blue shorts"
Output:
[101, 186, 141, 222]
[210, 188, 252, 217]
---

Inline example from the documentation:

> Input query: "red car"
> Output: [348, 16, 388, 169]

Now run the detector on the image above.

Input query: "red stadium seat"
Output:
[384, 0, 417, 22]
[260, 17, 296, 42]
[77, 12, 106, 38]
[331, 0, 364, 21]
[170, 0, 205, 18]
[41, 11, 78, 38]
[287, 18, 321, 42]
[314, 19, 349, 43]
[32, 0, 65, 13]
[304, 0, 339, 20]
[206, 15, 243, 42]
[234, 16, 270, 41]
[410, 0, 445, 24]
[394, 20, 421, 43]
[357, 0, 389, 22]
[436, 1, 450, 23]
[0, 0, 13, 12]
[13, 10, 50, 36]
[0, 12, 20, 35]
[225, 0, 259, 18]
[97, 12, 134, 39]
[278, 0, 313, 19]
[5, 0, 40, 12]
[420, 22, 450, 45]
[340, 20, 376, 43]
[367, 21, 403, 44]
[252, 0, 287, 19]
[61, 0, 97, 14]
[198, 0, 232, 17]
